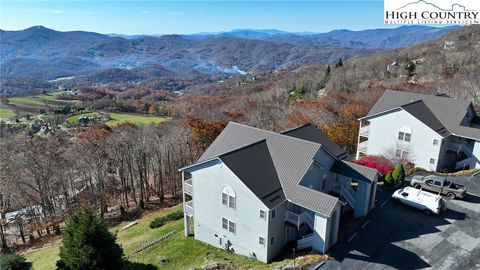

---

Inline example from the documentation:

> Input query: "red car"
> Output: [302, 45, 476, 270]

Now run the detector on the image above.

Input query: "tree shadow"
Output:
[462, 193, 480, 204]
[123, 261, 157, 270]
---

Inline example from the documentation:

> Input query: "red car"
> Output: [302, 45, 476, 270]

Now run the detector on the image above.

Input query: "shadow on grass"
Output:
[123, 261, 157, 270]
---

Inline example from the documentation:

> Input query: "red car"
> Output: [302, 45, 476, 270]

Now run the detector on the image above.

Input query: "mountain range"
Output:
[0, 25, 456, 81]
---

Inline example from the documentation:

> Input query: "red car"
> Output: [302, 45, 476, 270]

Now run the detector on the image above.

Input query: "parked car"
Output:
[410, 175, 467, 199]
[392, 187, 447, 215]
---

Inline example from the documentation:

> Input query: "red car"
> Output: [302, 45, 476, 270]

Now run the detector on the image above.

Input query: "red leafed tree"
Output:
[183, 116, 227, 157]
[354, 155, 394, 175]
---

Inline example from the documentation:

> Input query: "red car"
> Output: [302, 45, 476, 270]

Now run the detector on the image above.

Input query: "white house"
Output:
[180, 122, 379, 263]
[356, 90, 480, 172]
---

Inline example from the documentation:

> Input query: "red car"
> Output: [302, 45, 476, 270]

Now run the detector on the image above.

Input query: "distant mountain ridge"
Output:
[0, 25, 456, 80]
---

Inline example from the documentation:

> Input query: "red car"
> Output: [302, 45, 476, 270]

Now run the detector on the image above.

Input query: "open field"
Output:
[66, 112, 99, 125]
[24, 205, 295, 270]
[106, 113, 170, 126]
[0, 104, 16, 120]
[8, 93, 74, 108]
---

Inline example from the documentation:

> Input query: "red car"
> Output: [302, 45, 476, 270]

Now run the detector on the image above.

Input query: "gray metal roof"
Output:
[219, 140, 286, 209]
[331, 160, 379, 183]
[190, 122, 340, 216]
[364, 90, 480, 140]
[281, 124, 351, 160]
[401, 100, 450, 137]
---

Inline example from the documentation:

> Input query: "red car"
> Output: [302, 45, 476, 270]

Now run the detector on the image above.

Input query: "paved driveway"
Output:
[323, 174, 480, 270]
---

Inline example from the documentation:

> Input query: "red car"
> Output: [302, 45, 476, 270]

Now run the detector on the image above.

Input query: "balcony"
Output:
[358, 141, 368, 153]
[185, 200, 193, 217]
[359, 125, 370, 137]
[184, 179, 192, 196]
[297, 233, 314, 250]
[285, 210, 314, 229]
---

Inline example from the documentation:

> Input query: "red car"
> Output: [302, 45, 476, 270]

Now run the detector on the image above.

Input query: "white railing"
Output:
[341, 185, 356, 210]
[305, 213, 314, 230]
[447, 142, 473, 156]
[358, 141, 368, 153]
[185, 200, 193, 217]
[297, 233, 314, 250]
[285, 210, 315, 229]
[359, 125, 370, 137]
[184, 179, 193, 196]
[455, 156, 475, 170]
[285, 210, 299, 226]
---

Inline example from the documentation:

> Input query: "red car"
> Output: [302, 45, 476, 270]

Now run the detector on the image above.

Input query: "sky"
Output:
[0, 0, 392, 35]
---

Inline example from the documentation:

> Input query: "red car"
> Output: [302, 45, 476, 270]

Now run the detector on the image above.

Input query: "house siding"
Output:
[188, 159, 271, 262]
[300, 149, 336, 192]
[362, 109, 443, 171]
[267, 202, 287, 261]
[312, 203, 341, 253]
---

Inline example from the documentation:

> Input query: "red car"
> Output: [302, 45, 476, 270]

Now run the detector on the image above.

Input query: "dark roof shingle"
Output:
[219, 140, 286, 209]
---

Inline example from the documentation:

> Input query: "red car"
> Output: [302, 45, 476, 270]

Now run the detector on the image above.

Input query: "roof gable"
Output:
[188, 122, 340, 216]
[401, 100, 450, 136]
[219, 140, 286, 209]
[364, 90, 480, 139]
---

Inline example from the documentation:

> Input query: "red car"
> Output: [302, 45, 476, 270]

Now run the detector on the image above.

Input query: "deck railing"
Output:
[184, 179, 193, 196]
[185, 200, 193, 217]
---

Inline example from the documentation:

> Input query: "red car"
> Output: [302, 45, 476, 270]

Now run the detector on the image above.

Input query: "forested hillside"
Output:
[0, 24, 478, 255]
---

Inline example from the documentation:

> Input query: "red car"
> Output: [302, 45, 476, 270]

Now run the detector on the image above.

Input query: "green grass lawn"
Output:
[106, 113, 169, 127]
[0, 104, 16, 120]
[66, 112, 99, 125]
[24, 205, 293, 270]
[8, 93, 76, 108]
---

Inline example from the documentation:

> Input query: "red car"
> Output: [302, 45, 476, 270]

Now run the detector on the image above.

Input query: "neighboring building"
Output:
[356, 90, 480, 172]
[180, 122, 379, 263]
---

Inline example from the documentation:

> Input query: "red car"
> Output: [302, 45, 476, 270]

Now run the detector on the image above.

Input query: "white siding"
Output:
[473, 141, 480, 169]
[364, 109, 443, 171]
[300, 149, 336, 192]
[189, 160, 271, 262]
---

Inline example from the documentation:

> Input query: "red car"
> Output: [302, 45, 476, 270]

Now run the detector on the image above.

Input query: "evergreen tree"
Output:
[384, 171, 393, 188]
[392, 163, 405, 185]
[56, 209, 123, 270]
[335, 58, 343, 67]
[0, 253, 32, 270]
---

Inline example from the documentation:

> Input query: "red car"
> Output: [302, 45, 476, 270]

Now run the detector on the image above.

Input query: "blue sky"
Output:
[0, 1, 390, 34]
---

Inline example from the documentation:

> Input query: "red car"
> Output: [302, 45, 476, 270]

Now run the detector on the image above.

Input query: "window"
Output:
[259, 210, 266, 220]
[270, 236, 275, 245]
[271, 210, 276, 219]
[228, 221, 236, 234]
[258, 236, 265, 246]
[222, 217, 236, 234]
[404, 133, 411, 142]
[222, 186, 236, 209]
[430, 158, 436, 164]
[395, 149, 408, 159]
[398, 127, 412, 142]
[222, 193, 228, 205]
[222, 218, 228, 230]
[433, 139, 439, 145]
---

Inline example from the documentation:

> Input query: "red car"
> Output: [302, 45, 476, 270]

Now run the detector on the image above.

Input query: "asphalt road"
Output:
[323, 174, 480, 270]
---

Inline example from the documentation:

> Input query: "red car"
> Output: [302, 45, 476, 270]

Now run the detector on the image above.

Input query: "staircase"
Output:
[341, 185, 356, 210]
[455, 156, 476, 170]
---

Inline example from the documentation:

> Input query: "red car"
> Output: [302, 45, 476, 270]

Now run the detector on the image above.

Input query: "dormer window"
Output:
[222, 185, 236, 209]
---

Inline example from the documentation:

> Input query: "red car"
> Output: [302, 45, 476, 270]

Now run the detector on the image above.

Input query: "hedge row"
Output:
[149, 210, 184, 229]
